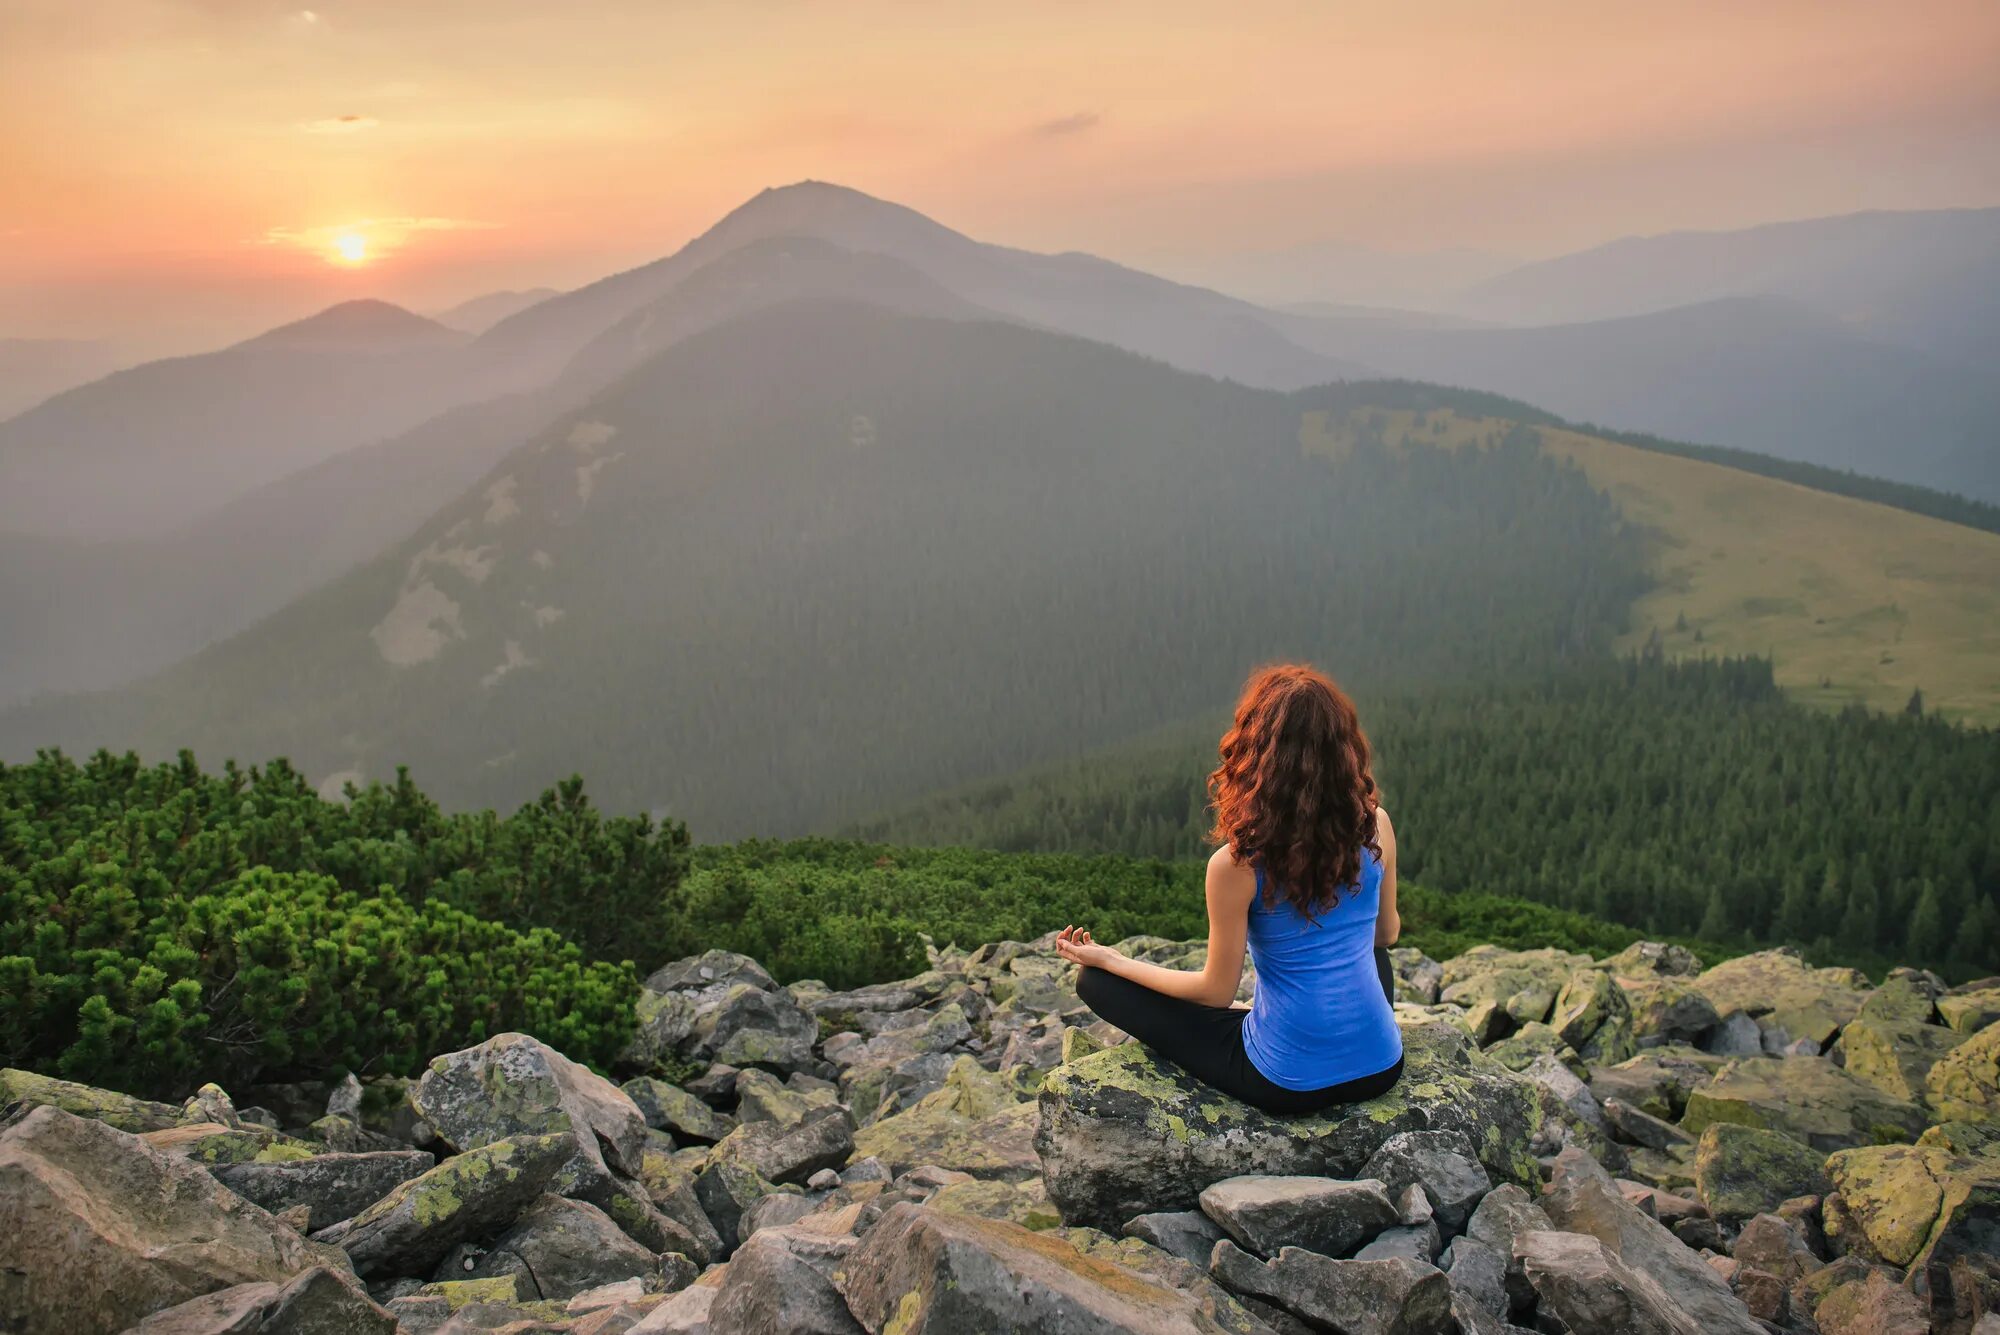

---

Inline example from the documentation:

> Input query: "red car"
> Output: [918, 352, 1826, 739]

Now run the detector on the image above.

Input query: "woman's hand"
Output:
[1054, 924, 1120, 970]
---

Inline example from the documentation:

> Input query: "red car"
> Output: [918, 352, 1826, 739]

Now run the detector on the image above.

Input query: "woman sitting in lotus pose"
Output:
[1055, 663, 1403, 1115]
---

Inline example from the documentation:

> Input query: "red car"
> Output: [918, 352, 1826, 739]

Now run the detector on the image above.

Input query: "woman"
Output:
[1054, 663, 1404, 1115]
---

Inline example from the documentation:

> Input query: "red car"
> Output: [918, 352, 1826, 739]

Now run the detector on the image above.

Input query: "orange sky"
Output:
[3, 0, 1998, 347]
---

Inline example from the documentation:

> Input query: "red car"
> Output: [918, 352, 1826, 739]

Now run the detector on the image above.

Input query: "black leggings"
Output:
[1073, 947, 1403, 1116]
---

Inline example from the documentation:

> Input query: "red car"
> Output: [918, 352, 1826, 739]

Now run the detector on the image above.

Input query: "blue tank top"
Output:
[1241, 849, 1403, 1091]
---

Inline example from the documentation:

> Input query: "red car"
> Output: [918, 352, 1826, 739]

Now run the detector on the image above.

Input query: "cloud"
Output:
[259, 216, 502, 255]
[300, 115, 379, 135]
[1031, 111, 1102, 138]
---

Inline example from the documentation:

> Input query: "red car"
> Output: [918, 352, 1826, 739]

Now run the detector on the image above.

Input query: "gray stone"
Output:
[626, 1284, 718, 1335]
[212, 1149, 435, 1231]
[1353, 1222, 1439, 1264]
[124, 1266, 396, 1334]
[1209, 1241, 1452, 1335]
[1703, 1011, 1764, 1057]
[1122, 1209, 1230, 1267]
[707, 1224, 863, 1335]
[0, 1106, 350, 1335]
[1538, 1146, 1762, 1334]
[469, 1194, 657, 1301]
[709, 1105, 854, 1186]
[1463, 1184, 1554, 1319]
[1443, 1234, 1509, 1320]
[1358, 1129, 1491, 1236]
[692, 1159, 782, 1258]
[1198, 1175, 1399, 1259]
[737, 1190, 820, 1239]
[622, 1078, 736, 1145]
[1515, 1229, 1704, 1335]
[1602, 1097, 1694, 1152]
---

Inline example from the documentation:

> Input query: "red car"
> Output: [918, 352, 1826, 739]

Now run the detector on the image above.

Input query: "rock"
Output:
[1694, 1123, 1833, 1223]
[730, 1068, 841, 1128]
[1681, 1055, 1928, 1151]
[1731, 1213, 1824, 1284]
[1539, 1146, 1762, 1333]
[1439, 946, 1591, 1029]
[1123, 1209, 1230, 1267]
[850, 1055, 1040, 1181]
[684, 1065, 739, 1108]
[123, 1266, 396, 1334]
[627, 1281, 719, 1334]
[1690, 950, 1869, 1052]
[709, 1105, 854, 1185]
[1621, 978, 1724, 1048]
[1387, 948, 1443, 1005]
[329, 1132, 572, 1277]
[1514, 1229, 1703, 1335]
[1600, 942, 1705, 979]
[1703, 1010, 1766, 1057]
[1590, 1046, 1725, 1121]
[1208, 1241, 1453, 1335]
[0, 1106, 349, 1335]
[1551, 967, 1637, 1064]
[844, 1202, 1250, 1333]
[1938, 988, 2000, 1036]
[327, 1073, 365, 1123]
[692, 1159, 781, 1257]
[1857, 976, 1940, 1026]
[303, 1114, 407, 1154]
[706, 1225, 861, 1335]
[1811, 1264, 1932, 1335]
[1358, 1129, 1491, 1236]
[212, 1149, 435, 1231]
[1198, 1175, 1399, 1259]
[140, 1121, 318, 1166]
[704, 987, 820, 1074]
[621, 1078, 736, 1145]
[1823, 1138, 2000, 1321]
[1604, 1097, 1695, 1152]
[0, 1067, 183, 1133]
[467, 1194, 659, 1301]
[927, 1177, 1062, 1230]
[1463, 1184, 1554, 1318]
[737, 1190, 822, 1238]
[1479, 1023, 1578, 1075]
[1519, 1053, 1622, 1165]
[1054, 1225, 1276, 1334]
[1925, 1019, 2000, 1124]
[646, 950, 777, 996]
[1843, 1013, 1967, 1106]
[1353, 1223, 1438, 1264]
[1442, 1234, 1509, 1320]
[410, 1031, 644, 1207]
[1036, 1022, 1547, 1229]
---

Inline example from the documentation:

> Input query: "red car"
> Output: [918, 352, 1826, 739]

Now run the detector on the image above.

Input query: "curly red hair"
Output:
[1207, 663, 1380, 916]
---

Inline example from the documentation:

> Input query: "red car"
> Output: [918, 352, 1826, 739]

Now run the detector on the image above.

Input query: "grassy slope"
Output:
[1301, 407, 2000, 724]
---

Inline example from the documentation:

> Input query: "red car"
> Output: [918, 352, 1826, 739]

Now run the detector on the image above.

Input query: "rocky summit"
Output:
[2, 941, 1997, 1334]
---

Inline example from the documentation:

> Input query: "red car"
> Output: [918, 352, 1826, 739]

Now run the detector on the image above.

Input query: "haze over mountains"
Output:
[0, 182, 1995, 812]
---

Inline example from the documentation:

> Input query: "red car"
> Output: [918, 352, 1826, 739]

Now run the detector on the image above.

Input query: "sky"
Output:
[3, 0, 1998, 348]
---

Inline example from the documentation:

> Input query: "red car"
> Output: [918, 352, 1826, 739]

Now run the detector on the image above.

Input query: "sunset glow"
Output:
[332, 233, 368, 265]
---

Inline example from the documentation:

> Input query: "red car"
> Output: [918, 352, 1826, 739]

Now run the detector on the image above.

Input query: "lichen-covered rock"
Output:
[1938, 987, 2000, 1036]
[1055, 1226, 1274, 1334]
[928, 1176, 1063, 1231]
[1479, 1023, 1578, 1075]
[468, 1194, 660, 1302]
[123, 1265, 395, 1334]
[1387, 948, 1443, 1005]
[1692, 1123, 1831, 1224]
[1810, 1263, 1932, 1335]
[1538, 1147, 1762, 1334]
[0, 1106, 351, 1335]
[1035, 1023, 1547, 1229]
[1822, 1137, 2000, 1317]
[692, 1158, 787, 1257]
[1463, 1183, 1553, 1318]
[705, 1224, 861, 1335]
[1198, 1175, 1398, 1259]
[633, 1138, 722, 1265]
[212, 1149, 435, 1231]
[1589, 1046, 1724, 1121]
[1439, 946, 1591, 1030]
[709, 1105, 855, 1185]
[1681, 1055, 1927, 1151]
[1551, 967, 1637, 1064]
[1842, 1014, 1967, 1106]
[850, 1055, 1040, 1181]
[622, 1077, 736, 1145]
[139, 1121, 319, 1165]
[844, 1202, 1246, 1334]
[1599, 942, 1704, 979]
[1209, 1241, 1451, 1335]
[731, 1068, 841, 1128]
[1514, 1230, 1702, 1335]
[0, 1067, 183, 1133]
[1856, 975, 1939, 1026]
[1925, 1020, 2000, 1124]
[414, 1033, 649, 1199]
[1123, 1209, 1230, 1267]
[1689, 950, 1868, 1052]
[328, 1132, 571, 1276]
[1620, 978, 1723, 1048]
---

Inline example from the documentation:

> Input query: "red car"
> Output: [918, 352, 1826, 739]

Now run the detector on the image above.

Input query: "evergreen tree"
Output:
[1907, 881, 1946, 962]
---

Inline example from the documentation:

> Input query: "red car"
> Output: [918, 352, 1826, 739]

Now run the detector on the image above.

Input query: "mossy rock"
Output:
[1841, 1015, 1965, 1106]
[849, 1056, 1040, 1181]
[1620, 977, 1722, 1045]
[0, 1069, 182, 1134]
[1692, 1122, 1831, 1223]
[334, 1132, 572, 1277]
[1681, 1056, 1926, 1152]
[1034, 1021, 1547, 1230]
[139, 1122, 318, 1165]
[1551, 967, 1636, 1064]
[1482, 1022, 1580, 1075]
[927, 1177, 1063, 1231]
[418, 1276, 522, 1309]
[1689, 949, 1868, 1050]
[1923, 1020, 2000, 1124]
[1855, 976, 1937, 1027]
[1438, 946, 1591, 1026]
[1936, 988, 2000, 1036]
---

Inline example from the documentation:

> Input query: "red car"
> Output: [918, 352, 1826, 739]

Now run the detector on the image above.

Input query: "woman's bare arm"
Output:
[1054, 846, 1255, 1006]
[1375, 806, 1401, 947]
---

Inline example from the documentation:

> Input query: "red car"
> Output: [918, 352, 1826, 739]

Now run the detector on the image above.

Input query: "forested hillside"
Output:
[0, 303, 1646, 838]
[2, 749, 1702, 1100]
[855, 657, 2000, 980]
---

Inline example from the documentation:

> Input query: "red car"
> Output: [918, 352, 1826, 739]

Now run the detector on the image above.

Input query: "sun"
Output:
[332, 232, 369, 264]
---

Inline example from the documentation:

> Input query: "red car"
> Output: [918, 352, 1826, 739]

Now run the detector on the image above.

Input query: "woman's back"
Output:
[1242, 849, 1402, 1090]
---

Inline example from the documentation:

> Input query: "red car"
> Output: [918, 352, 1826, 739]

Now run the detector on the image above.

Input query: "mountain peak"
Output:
[246, 299, 460, 350]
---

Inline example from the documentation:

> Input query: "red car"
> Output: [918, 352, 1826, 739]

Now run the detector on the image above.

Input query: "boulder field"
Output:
[1, 940, 1996, 1334]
